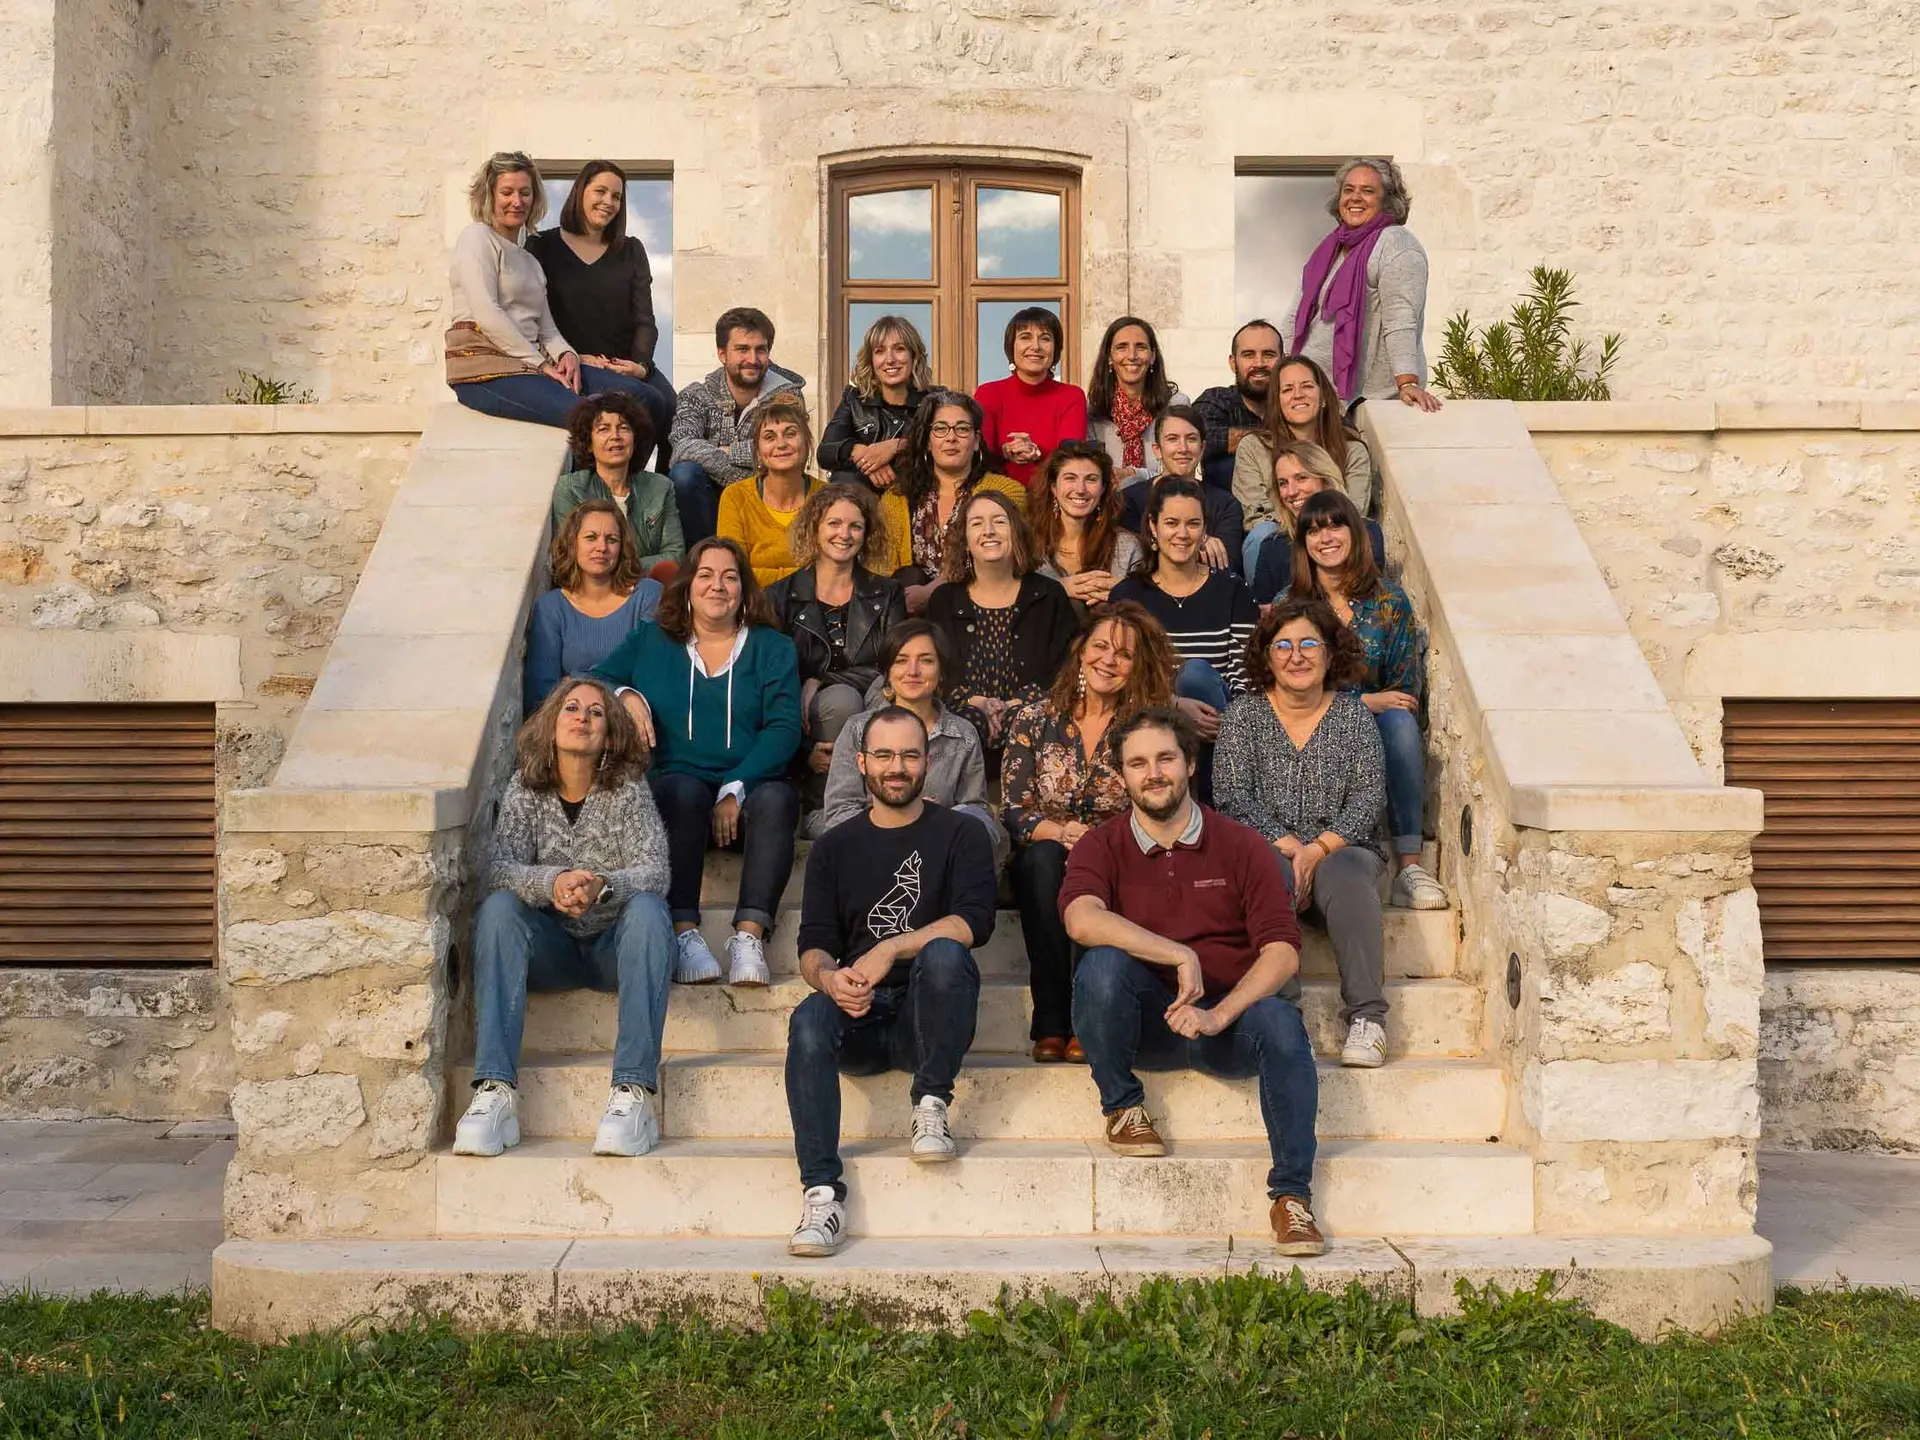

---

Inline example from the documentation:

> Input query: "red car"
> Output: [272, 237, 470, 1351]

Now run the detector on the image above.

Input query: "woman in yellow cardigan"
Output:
[716, 392, 823, 587]
[874, 389, 1027, 614]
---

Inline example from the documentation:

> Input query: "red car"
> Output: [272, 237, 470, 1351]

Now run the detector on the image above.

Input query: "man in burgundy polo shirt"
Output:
[1059, 705, 1325, 1256]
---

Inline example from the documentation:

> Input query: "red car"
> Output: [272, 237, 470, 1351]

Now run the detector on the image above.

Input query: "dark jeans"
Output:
[453, 364, 655, 428]
[785, 938, 981, 1197]
[1013, 840, 1076, 1041]
[668, 460, 722, 545]
[1174, 658, 1231, 805]
[649, 773, 799, 930]
[470, 890, 674, 1090]
[1375, 708, 1425, 858]
[1072, 945, 1318, 1202]
[633, 367, 678, 471]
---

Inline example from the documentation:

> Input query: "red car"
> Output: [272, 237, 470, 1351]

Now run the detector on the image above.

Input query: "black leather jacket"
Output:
[765, 564, 908, 695]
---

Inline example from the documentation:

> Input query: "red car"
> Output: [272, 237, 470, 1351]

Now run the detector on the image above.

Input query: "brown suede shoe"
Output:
[1064, 1037, 1087, 1064]
[1032, 1037, 1068, 1063]
[1103, 1104, 1166, 1157]
[1270, 1195, 1327, 1256]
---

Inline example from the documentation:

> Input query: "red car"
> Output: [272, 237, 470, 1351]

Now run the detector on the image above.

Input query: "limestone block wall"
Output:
[1537, 401, 1920, 1155]
[66, 0, 1904, 407]
[0, 1, 55, 406]
[0, 407, 420, 1121]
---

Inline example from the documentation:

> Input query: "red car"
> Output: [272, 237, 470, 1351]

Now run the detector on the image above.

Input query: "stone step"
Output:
[688, 906, 1459, 980]
[211, 1232, 1774, 1342]
[431, 1137, 1535, 1240]
[522, 976, 1485, 1058]
[457, 1053, 1508, 1143]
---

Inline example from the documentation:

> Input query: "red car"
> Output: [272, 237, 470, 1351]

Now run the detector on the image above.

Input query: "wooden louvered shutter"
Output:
[0, 704, 217, 965]
[1722, 699, 1920, 963]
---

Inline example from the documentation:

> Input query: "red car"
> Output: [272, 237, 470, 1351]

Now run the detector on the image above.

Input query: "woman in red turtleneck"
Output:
[974, 306, 1089, 489]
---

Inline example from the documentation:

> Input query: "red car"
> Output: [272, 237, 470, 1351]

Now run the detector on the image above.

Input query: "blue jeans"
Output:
[471, 889, 674, 1090]
[1175, 658, 1230, 804]
[453, 364, 655, 429]
[669, 460, 722, 545]
[1242, 518, 1279, 583]
[785, 938, 981, 1196]
[1072, 945, 1318, 1203]
[1375, 707, 1425, 857]
[649, 772, 798, 930]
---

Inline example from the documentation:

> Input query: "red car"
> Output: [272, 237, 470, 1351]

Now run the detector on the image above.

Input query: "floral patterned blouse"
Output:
[1000, 699, 1130, 844]
[1343, 579, 1422, 696]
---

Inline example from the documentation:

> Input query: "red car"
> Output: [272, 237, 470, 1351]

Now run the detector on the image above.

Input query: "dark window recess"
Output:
[0, 703, 217, 966]
[1722, 698, 1920, 963]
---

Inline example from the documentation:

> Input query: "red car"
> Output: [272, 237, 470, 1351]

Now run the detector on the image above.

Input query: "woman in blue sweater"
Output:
[593, 536, 802, 987]
[523, 500, 662, 712]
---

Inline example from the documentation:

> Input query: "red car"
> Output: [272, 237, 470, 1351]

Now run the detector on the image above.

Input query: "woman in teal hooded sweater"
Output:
[594, 536, 802, 989]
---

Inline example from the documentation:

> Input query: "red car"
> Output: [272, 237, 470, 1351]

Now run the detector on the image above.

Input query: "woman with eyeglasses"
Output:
[1288, 488, 1447, 912]
[1214, 596, 1392, 1070]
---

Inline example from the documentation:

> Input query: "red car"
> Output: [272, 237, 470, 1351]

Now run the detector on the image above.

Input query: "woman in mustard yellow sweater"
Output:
[717, 392, 822, 587]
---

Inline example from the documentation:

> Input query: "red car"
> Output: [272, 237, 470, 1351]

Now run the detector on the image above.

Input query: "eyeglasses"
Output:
[864, 749, 925, 765]
[929, 422, 976, 438]
[1269, 639, 1325, 655]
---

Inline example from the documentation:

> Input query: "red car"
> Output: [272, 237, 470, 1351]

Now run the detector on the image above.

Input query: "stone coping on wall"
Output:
[223, 405, 564, 836]
[1363, 399, 1761, 835]
[0, 405, 431, 437]
[1515, 398, 1920, 433]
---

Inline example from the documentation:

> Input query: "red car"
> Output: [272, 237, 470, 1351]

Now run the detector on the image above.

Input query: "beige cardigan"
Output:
[448, 222, 573, 368]
[1231, 431, 1375, 526]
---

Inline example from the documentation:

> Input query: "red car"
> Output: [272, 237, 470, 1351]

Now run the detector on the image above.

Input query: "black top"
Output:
[817, 384, 930, 488]
[526, 229, 659, 368]
[797, 803, 998, 983]
[764, 565, 907, 695]
[1110, 568, 1261, 694]
[1118, 478, 1248, 576]
[1250, 517, 1387, 605]
[924, 572, 1080, 706]
[559, 795, 585, 826]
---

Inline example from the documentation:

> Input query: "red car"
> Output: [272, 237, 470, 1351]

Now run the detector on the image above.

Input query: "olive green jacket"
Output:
[549, 468, 685, 571]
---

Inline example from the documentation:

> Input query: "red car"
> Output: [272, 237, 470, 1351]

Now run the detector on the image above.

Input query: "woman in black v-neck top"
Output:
[528, 161, 678, 467]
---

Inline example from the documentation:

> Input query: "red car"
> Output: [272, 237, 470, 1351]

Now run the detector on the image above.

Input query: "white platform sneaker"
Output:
[591, 1083, 661, 1157]
[674, 927, 723, 984]
[452, 1080, 519, 1157]
[1341, 1017, 1388, 1069]
[789, 1184, 846, 1257]
[1390, 863, 1448, 910]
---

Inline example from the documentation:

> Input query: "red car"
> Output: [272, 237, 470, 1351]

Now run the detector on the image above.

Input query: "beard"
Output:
[866, 769, 926, 809]
[1131, 776, 1189, 824]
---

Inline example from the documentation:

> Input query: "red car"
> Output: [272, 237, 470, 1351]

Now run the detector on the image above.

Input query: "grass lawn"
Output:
[2, 1275, 1917, 1438]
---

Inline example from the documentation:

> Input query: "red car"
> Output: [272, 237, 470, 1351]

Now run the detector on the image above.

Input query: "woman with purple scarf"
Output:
[1290, 158, 1443, 414]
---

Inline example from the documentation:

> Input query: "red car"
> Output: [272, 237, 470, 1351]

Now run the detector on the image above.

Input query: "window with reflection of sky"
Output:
[848, 189, 934, 280]
[975, 188, 1060, 278]
[540, 175, 674, 383]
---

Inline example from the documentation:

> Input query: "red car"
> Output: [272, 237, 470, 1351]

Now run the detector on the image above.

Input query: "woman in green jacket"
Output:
[593, 537, 801, 988]
[552, 392, 685, 580]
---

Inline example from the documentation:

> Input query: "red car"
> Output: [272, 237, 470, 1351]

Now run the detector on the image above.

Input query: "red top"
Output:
[1058, 803, 1302, 997]
[974, 374, 1090, 487]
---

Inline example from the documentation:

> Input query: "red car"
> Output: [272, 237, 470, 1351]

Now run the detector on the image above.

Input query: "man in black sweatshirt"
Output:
[784, 706, 997, 1257]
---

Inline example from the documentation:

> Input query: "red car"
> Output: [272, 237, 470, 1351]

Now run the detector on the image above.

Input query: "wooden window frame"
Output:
[828, 162, 1082, 395]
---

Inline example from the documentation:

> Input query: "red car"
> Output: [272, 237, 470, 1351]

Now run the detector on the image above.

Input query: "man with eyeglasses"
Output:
[784, 706, 998, 1256]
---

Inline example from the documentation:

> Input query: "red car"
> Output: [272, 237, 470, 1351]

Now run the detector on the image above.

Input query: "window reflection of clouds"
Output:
[848, 189, 933, 280]
[1234, 173, 1334, 341]
[975, 188, 1060, 279]
[540, 174, 675, 383]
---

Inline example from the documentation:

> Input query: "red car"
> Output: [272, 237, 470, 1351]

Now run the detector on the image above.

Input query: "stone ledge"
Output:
[0, 631, 243, 704]
[1684, 630, 1920, 700]
[1714, 399, 1862, 431]
[224, 784, 472, 835]
[0, 404, 429, 437]
[1514, 398, 1920, 434]
[1515, 401, 1717, 433]
[1508, 784, 1763, 834]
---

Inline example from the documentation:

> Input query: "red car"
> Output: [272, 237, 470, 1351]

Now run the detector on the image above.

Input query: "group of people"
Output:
[454, 147, 1454, 1260]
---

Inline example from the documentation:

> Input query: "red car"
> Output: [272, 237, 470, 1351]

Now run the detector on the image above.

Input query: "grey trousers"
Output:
[803, 683, 865, 810]
[1281, 845, 1388, 1025]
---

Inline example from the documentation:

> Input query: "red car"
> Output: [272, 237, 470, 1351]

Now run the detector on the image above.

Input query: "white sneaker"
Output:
[726, 930, 770, 987]
[591, 1083, 661, 1157]
[1341, 1017, 1388, 1069]
[674, 927, 722, 984]
[788, 1184, 846, 1257]
[909, 1095, 956, 1163]
[452, 1080, 519, 1157]
[1390, 863, 1449, 910]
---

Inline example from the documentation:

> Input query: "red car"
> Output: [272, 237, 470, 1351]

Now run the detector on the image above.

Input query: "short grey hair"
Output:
[1327, 157, 1411, 224]
[467, 151, 548, 228]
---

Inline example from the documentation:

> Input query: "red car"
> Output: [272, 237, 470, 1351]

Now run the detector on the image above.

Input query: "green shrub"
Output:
[1432, 264, 1622, 401]
[224, 371, 315, 405]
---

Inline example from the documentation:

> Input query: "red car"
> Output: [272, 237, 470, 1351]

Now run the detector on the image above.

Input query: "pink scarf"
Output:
[1291, 212, 1397, 400]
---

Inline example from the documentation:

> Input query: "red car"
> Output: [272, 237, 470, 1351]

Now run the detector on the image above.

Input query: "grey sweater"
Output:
[1292, 226, 1430, 403]
[1212, 689, 1387, 861]
[667, 364, 806, 487]
[485, 775, 670, 938]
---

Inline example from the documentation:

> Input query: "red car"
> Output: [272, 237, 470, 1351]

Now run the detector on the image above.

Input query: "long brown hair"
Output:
[938, 488, 1039, 584]
[1263, 354, 1355, 474]
[1288, 489, 1383, 602]
[557, 160, 629, 244]
[1027, 440, 1123, 575]
[789, 482, 888, 571]
[1132, 476, 1208, 579]
[1086, 315, 1176, 421]
[1241, 597, 1370, 693]
[550, 499, 641, 595]
[655, 536, 776, 642]
[896, 390, 990, 507]
[1046, 601, 1175, 720]
[514, 675, 649, 792]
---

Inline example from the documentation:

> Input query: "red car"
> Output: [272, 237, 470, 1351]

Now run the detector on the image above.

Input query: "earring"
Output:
[1075, 670, 1086, 699]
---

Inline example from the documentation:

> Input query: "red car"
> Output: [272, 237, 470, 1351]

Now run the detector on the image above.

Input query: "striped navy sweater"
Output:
[1110, 569, 1261, 695]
